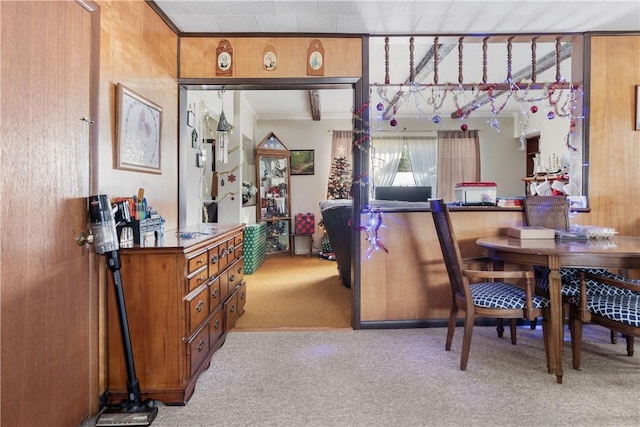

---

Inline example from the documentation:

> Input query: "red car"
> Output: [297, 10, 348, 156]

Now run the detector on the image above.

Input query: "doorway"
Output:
[178, 84, 364, 329]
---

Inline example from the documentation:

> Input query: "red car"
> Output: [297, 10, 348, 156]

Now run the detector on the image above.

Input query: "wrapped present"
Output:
[295, 212, 315, 235]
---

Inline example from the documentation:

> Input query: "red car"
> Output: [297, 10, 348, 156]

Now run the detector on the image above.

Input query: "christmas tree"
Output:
[326, 156, 352, 199]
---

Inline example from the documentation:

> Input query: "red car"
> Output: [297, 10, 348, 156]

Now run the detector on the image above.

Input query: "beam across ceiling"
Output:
[309, 89, 320, 121]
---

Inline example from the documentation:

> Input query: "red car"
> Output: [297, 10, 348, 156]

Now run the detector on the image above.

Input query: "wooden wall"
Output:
[585, 35, 640, 236]
[360, 210, 525, 322]
[180, 37, 362, 78]
[96, 0, 179, 230]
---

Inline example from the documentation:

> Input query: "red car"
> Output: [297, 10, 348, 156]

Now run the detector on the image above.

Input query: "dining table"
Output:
[476, 235, 640, 384]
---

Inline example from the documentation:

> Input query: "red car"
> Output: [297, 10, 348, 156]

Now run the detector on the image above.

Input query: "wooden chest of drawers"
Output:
[106, 224, 246, 405]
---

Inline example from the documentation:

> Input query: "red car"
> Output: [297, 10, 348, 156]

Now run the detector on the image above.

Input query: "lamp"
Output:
[217, 88, 230, 163]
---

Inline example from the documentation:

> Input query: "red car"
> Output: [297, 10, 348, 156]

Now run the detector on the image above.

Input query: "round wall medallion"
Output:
[309, 51, 323, 71]
[217, 52, 231, 71]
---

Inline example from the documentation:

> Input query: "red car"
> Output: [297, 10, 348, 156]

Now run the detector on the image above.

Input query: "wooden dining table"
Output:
[476, 235, 640, 384]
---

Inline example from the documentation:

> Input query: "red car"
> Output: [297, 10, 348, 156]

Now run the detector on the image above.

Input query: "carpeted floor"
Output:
[235, 255, 352, 330]
[153, 324, 640, 426]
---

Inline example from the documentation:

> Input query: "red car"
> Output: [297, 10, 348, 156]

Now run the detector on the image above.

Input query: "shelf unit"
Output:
[255, 131, 291, 255]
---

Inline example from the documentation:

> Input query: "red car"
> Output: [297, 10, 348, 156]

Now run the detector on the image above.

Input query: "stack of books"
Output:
[507, 226, 555, 239]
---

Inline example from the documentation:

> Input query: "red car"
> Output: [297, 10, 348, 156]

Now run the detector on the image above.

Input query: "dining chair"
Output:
[523, 196, 626, 345]
[569, 271, 640, 369]
[429, 198, 551, 371]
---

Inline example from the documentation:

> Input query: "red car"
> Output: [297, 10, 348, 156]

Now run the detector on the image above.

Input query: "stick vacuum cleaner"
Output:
[88, 195, 158, 427]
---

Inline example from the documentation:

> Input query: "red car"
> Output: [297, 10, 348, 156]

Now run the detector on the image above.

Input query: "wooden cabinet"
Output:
[255, 131, 291, 255]
[106, 224, 246, 405]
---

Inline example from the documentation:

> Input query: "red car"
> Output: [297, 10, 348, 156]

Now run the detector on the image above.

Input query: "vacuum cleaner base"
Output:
[95, 405, 158, 427]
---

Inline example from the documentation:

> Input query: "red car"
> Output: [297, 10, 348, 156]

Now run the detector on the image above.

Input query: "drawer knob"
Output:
[214, 319, 220, 330]
[229, 274, 235, 283]
[211, 288, 219, 298]
[230, 304, 235, 313]
[211, 255, 218, 264]
[197, 340, 205, 352]
[195, 300, 204, 312]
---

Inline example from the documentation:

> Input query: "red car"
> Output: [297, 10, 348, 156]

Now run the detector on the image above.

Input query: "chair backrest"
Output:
[429, 198, 467, 301]
[523, 195, 570, 230]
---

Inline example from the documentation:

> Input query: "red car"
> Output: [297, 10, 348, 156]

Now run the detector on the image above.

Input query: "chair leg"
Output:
[496, 318, 504, 338]
[509, 319, 517, 345]
[624, 335, 634, 357]
[610, 329, 618, 344]
[569, 308, 583, 370]
[460, 313, 475, 371]
[446, 306, 458, 351]
[530, 318, 538, 329]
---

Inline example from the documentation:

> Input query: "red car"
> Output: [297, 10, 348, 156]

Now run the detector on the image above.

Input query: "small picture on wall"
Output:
[290, 150, 314, 175]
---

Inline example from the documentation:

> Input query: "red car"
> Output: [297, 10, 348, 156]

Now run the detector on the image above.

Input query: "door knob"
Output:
[76, 231, 94, 246]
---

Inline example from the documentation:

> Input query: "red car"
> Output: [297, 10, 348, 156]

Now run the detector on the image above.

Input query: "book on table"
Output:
[507, 226, 556, 239]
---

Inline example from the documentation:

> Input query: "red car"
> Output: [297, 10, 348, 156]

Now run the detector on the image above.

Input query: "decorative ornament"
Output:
[216, 39, 233, 77]
[263, 46, 277, 71]
[361, 209, 388, 259]
[432, 115, 441, 124]
[389, 118, 398, 127]
[460, 123, 468, 132]
[307, 39, 324, 76]
[376, 102, 384, 111]
[227, 173, 236, 183]
[489, 118, 500, 131]
[217, 88, 231, 164]
[547, 111, 556, 120]
[530, 105, 538, 113]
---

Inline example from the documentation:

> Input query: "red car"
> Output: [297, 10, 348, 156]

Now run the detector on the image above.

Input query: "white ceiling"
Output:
[154, 1, 640, 120]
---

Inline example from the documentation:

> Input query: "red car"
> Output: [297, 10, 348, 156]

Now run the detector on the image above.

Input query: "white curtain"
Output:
[407, 136, 438, 195]
[370, 137, 404, 187]
[436, 130, 480, 201]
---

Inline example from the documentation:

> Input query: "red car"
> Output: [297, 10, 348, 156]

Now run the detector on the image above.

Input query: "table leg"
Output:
[548, 256, 564, 384]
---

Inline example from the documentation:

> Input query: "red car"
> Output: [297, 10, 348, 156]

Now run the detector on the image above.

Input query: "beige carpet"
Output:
[152, 325, 640, 427]
[235, 255, 352, 330]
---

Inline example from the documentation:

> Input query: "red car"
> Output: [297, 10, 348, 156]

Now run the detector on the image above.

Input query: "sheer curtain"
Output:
[370, 136, 404, 187]
[407, 135, 438, 195]
[436, 130, 480, 201]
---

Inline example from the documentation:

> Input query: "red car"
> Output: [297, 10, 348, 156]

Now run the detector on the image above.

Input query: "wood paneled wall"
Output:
[96, 0, 179, 230]
[180, 37, 362, 78]
[586, 35, 640, 236]
[360, 210, 524, 322]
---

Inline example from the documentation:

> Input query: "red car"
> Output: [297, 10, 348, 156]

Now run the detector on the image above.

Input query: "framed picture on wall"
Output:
[115, 83, 162, 174]
[290, 150, 315, 175]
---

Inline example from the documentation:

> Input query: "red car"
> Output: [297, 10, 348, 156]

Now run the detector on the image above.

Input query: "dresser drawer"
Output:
[187, 266, 209, 293]
[187, 324, 209, 378]
[208, 276, 221, 311]
[225, 292, 239, 329]
[237, 281, 247, 318]
[218, 240, 230, 272]
[185, 285, 209, 337]
[232, 259, 244, 286]
[208, 244, 220, 279]
[209, 308, 224, 346]
[187, 250, 208, 274]
[234, 234, 244, 259]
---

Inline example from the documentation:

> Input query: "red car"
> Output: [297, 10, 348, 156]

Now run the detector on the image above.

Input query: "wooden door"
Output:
[1, 1, 95, 425]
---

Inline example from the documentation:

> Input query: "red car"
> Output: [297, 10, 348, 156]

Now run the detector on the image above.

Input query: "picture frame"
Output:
[115, 83, 162, 174]
[636, 85, 640, 131]
[290, 149, 314, 175]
